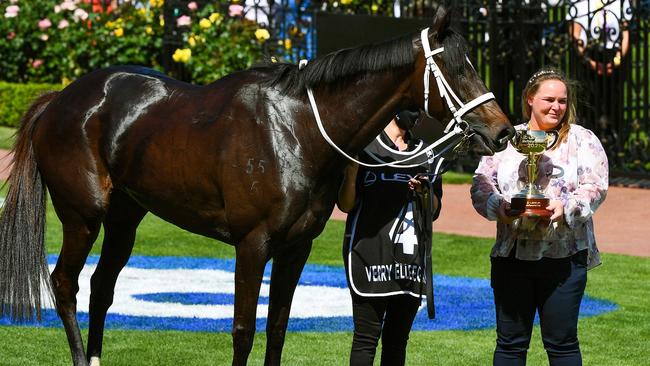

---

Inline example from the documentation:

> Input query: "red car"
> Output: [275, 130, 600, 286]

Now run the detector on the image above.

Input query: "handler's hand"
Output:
[546, 200, 565, 222]
[408, 175, 429, 193]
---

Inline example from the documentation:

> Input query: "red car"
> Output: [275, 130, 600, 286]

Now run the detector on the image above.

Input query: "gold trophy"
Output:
[509, 129, 559, 218]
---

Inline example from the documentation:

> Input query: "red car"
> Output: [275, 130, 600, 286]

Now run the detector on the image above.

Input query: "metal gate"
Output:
[454, 0, 649, 179]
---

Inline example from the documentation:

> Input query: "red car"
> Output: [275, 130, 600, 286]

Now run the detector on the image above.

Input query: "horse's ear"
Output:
[431, 5, 452, 36]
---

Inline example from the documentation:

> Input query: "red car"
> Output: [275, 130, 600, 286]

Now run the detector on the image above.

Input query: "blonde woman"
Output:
[471, 67, 608, 366]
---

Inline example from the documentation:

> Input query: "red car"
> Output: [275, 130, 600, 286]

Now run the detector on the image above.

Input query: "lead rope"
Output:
[421, 156, 439, 319]
[388, 157, 444, 319]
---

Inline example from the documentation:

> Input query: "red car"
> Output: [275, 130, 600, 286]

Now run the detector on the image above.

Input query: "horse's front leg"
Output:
[264, 240, 313, 366]
[232, 230, 271, 366]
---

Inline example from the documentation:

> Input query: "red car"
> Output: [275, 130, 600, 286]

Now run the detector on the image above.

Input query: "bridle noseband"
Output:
[301, 27, 498, 172]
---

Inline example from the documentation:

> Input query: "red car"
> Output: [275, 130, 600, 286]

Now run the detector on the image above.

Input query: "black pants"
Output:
[350, 293, 421, 366]
[491, 250, 588, 366]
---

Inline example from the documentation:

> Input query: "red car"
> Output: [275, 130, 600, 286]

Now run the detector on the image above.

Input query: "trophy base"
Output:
[510, 196, 552, 218]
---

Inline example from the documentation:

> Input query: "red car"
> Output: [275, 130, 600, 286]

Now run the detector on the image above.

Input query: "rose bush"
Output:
[0, 0, 265, 85]
[0, 0, 166, 83]
[177, 3, 265, 84]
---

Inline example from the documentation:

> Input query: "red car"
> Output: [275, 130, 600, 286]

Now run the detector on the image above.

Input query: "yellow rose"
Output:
[284, 39, 292, 50]
[340, 0, 352, 4]
[114, 27, 124, 37]
[145, 26, 153, 35]
[199, 18, 211, 29]
[106, 21, 114, 29]
[209, 12, 222, 23]
[188, 36, 196, 47]
[371, 4, 378, 12]
[159, 15, 164, 27]
[149, 0, 164, 8]
[255, 28, 270, 42]
[172, 48, 191, 63]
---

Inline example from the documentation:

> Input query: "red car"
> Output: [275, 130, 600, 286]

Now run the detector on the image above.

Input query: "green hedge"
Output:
[0, 82, 61, 128]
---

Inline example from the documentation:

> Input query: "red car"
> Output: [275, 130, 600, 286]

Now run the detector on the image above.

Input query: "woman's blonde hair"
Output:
[521, 67, 577, 148]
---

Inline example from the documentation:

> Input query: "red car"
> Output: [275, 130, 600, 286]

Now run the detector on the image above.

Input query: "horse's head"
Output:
[410, 6, 514, 155]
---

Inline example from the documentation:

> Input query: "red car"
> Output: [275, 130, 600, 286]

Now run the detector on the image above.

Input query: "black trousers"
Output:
[350, 293, 421, 366]
[491, 250, 588, 366]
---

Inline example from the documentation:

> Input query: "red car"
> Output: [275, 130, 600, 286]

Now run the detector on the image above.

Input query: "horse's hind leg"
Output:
[264, 241, 312, 366]
[232, 230, 271, 366]
[50, 201, 104, 366]
[86, 190, 147, 366]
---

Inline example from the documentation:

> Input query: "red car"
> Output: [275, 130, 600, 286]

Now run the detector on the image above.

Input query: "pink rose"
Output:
[229, 4, 244, 16]
[4, 5, 19, 18]
[32, 59, 44, 69]
[40, 34, 49, 41]
[58, 19, 69, 29]
[6, 31, 16, 40]
[176, 15, 191, 27]
[38, 18, 52, 30]
[73, 8, 88, 22]
[60, 0, 77, 11]
[187, 2, 198, 11]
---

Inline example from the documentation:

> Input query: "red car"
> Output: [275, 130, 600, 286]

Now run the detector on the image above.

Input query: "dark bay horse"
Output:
[0, 6, 513, 366]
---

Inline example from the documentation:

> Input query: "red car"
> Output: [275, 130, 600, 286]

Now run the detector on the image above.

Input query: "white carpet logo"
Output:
[0, 255, 617, 332]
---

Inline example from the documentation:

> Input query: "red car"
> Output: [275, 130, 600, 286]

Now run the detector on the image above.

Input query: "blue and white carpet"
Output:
[1, 255, 617, 332]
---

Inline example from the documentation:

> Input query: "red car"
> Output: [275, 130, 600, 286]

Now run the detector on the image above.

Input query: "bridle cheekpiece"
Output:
[420, 28, 496, 134]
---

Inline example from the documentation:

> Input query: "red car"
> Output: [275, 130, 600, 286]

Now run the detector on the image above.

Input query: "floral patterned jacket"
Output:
[471, 123, 608, 269]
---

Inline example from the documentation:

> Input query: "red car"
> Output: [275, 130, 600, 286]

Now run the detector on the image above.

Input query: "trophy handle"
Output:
[546, 130, 559, 150]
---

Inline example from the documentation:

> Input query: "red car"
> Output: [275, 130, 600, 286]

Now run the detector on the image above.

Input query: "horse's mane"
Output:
[437, 29, 470, 80]
[258, 27, 469, 96]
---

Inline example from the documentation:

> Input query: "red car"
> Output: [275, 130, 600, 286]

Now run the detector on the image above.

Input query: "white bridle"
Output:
[301, 27, 497, 171]
[420, 28, 496, 133]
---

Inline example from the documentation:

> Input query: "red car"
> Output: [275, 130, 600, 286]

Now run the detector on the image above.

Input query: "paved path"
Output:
[1, 150, 646, 257]
[0, 151, 10, 181]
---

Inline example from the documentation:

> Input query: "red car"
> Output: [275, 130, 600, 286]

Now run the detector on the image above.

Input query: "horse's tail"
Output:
[0, 91, 58, 321]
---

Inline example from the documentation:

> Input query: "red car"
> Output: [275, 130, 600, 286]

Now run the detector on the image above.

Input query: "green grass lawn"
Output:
[0, 125, 16, 150]
[1, 207, 649, 365]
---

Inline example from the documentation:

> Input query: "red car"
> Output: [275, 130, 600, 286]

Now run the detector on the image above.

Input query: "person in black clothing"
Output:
[337, 110, 443, 366]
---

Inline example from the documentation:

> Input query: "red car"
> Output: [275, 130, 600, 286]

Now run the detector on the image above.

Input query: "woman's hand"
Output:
[496, 200, 519, 225]
[546, 199, 565, 222]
